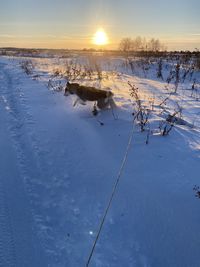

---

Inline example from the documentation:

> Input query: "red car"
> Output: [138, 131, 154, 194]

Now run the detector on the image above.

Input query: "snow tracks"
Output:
[0, 61, 47, 267]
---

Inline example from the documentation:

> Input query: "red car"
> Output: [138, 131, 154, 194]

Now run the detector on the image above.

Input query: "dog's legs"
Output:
[73, 97, 86, 107]
[92, 102, 98, 116]
[97, 99, 109, 109]
[109, 97, 117, 109]
[73, 97, 79, 107]
[109, 98, 118, 120]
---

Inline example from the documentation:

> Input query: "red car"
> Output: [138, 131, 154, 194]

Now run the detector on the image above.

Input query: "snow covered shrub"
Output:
[63, 61, 83, 81]
[166, 61, 182, 89]
[53, 68, 62, 77]
[174, 63, 180, 93]
[87, 56, 107, 81]
[158, 95, 171, 115]
[140, 58, 150, 78]
[21, 60, 34, 75]
[94, 62, 103, 81]
[182, 67, 190, 83]
[166, 68, 175, 84]
[193, 185, 200, 199]
[129, 82, 151, 132]
[157, 59, 163, 80]
[47, 79, 64, 92]
[47, 68, 66, 92]
[159, 117, 174, 136]
[62, 57, 107, 83]
[63, 61, 90, 81]
[128, 58, 135, 74]
[159, 104, 183, 136]
[82, 64, 93, 80]
[191, 79, 198, 99]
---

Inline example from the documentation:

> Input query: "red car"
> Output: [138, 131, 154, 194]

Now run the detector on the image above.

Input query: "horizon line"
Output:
[0, 46, 199, 52]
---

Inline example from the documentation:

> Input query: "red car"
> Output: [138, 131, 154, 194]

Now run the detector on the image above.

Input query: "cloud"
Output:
[190, 33, 200, 36]
[0, 34, 35, 39]
[59, 34, 92, 41]
[0, 34, 16, 38]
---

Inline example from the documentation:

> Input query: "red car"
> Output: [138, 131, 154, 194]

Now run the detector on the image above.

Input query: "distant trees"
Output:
[119, 38, 133, 53]
[148, 38, 166, 52]
[119, 36, 166, 52]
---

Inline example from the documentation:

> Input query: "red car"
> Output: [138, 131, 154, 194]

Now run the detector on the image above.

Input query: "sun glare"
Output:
[93, 28, 108, 46]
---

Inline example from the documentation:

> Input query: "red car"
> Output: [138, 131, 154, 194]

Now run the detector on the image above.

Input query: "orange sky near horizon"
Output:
[1, 34, 199, 51]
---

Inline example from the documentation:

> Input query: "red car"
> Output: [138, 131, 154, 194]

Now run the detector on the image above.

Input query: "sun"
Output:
[93, 28, 108, 46]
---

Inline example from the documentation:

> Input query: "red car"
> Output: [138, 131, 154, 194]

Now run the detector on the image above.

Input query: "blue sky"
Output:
[0, 0, 199, 50]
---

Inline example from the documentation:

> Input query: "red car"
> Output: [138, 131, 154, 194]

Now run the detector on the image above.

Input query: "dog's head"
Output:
[64, 82, 79, 96]
[64, 82, 72, 96]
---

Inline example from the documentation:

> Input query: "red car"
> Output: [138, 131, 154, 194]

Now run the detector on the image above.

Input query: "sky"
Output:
[0, 0, 199, 50]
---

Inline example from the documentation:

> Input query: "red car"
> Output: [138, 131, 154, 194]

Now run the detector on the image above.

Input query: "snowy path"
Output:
[0, 57, 200, 267]
[0, 61, 47, 266]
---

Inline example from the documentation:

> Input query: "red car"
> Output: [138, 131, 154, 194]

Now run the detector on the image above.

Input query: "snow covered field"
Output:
[0, 54, 200, 267]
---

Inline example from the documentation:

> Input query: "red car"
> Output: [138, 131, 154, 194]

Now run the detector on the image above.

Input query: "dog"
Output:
[64, 82, 116, 110]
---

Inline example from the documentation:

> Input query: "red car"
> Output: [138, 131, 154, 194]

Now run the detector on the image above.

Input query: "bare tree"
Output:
[133, 36, 142, 51]
[119, 36, 165, 52]
[119, 38, 133, 54]
[148, 38, 162, 52]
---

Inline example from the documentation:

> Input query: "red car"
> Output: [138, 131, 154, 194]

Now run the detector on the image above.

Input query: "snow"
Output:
[0, 54, 200, 267]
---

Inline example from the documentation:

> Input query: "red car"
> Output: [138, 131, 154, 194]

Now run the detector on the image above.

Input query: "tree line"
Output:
[119, 36, 166, 52]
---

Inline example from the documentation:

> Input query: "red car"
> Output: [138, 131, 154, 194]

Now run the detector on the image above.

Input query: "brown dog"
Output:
[64, 82, 116, 109]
